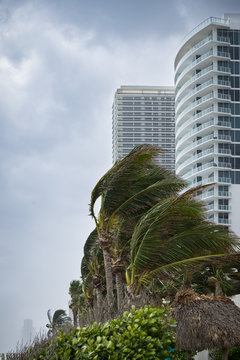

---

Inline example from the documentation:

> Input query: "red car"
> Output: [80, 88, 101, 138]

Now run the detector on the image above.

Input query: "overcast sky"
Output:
[0, 0, 239, 352]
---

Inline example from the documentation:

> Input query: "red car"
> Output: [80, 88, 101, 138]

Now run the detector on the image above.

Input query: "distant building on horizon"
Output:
[21, 319, 35, 345]
[174, 14, 240, 235]
[112, 85, 175, 171]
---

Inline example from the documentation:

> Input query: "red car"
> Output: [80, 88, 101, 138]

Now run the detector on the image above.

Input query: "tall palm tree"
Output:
[126, 187, 239, 298]
[80, 265, 96, 323]
[69, 280, 82, 327]
[81, 228, 105, 317]
[90, 144, 185, 315]
[46, 309, 71, 335]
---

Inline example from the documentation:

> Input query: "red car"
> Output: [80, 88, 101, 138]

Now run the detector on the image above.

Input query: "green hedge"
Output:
[33, 305, 185, 360]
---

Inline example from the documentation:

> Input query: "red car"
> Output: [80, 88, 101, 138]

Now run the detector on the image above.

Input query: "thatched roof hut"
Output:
[170, 289, 240, 359]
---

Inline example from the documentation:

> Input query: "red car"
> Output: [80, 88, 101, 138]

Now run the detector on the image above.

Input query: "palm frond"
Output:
[81, 256, 90, 279]
[130, 188, 238, 274]
[83, 228, 99, 263]
[106, 177, 186, 230]
[149, 254, 228, 276]
[130, 187, 212, 267]
[90, 144, 161, 221]
[47, 309, 52, 324]
[52, 309, 69, 324]
[69, 280, 82, 296]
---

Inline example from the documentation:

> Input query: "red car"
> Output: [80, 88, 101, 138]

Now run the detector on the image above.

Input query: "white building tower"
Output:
[112, 86, 175, 171]
[175, 14, 240, 235]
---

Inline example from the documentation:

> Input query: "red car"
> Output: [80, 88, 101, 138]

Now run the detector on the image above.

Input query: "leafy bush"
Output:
[32, 305, 185, 359]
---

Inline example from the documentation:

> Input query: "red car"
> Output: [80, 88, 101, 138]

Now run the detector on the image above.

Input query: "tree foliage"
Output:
[46, 309, 71, 335]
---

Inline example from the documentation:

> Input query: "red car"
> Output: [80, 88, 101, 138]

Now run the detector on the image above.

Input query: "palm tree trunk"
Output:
[96, 287, 103, 314]
[72, 308, 78, 327]
[215, 279, 224, 296]
[88, 306, 94, 323]
[102, 249, 115, 317]
[115, 272, 124, 315]
[186, 350, 192, 360]
[222, 348, 228, 360]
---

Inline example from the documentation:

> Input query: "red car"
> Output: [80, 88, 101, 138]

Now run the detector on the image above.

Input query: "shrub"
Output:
[32, 305, 184, 359]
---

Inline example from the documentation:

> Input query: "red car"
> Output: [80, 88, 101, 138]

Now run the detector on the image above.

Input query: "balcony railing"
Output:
[182, 17, 229, 48]
[176, 81, 212, 112]
[177, 119, 214, 148]
[217, 51, 230, 58]
[218, 191, 230, 197]
[177, 113, 231, 139]
[176, 77, 231, 113]
[207, 205, 231, 211]
[175, 34, 213, 77]
[176, 64, 213, 96]
[177, 118, 231, 143]
[193, 106, 214, 120]
[218, 218, 231, 225]
[217, 36, 230, 43]
[177, 64, 231, 98]
[176, 103, 214, 130]
[176, 32, 230, 77]
[218, 205, 231, 210]
[176, 134, 214, 161]
[206, 204, 214, 210]
[218, 107, 231, 113]
[191, 177, 214, 187]
[197, 190, 214, 199]
[176, 92, 214, 122]
[218, 135, 231, 141]
[184, 161, 215, 178]
[218, 177, 231, 183]
[218, 148, 231, 154]
[217, 121, 231, 127]
[217, 93, 231, 100]
[218, 162, 231, 168]
[218, 80, 231, 86]
[176, 50, 213, 86]
[176, 147, 214, 173]
[217, 66, 231, 73]
[176, 48, 231, 89]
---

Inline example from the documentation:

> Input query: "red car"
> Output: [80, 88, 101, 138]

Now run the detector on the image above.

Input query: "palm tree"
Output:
[126, 187, 239, 299]
[192, 255, 240, 296]
[80, 265, 95, 322]
[46, 309, 71, 335]
[81, 228, 105, 318]
[90, 144, 185, 315]
[69, 280, 82, 327]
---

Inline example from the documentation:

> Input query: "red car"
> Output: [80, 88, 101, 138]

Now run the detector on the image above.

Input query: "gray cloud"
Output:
[0, 0, 238, 352]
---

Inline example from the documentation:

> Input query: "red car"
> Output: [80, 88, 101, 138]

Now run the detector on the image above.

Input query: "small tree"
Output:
[46, 309, 71, 335]
[69, 280, 82, 327]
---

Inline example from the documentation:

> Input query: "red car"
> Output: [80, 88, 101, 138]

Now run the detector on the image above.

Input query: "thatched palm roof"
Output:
[170, 289, 240, 352]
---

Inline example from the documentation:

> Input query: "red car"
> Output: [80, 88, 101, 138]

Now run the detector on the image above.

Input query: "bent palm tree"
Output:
[127, 187, 239, 298]
[90, 144, 185, 315]
[81, 228, 105, 317]
[46, 309, 71, 335]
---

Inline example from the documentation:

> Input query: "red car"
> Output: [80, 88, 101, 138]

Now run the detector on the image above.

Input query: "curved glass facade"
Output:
[175, 15, 240, 230]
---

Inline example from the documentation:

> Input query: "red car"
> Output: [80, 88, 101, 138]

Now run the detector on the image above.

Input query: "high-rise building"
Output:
[175, 14, 240, 234]
[112, 86, 175, 170]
